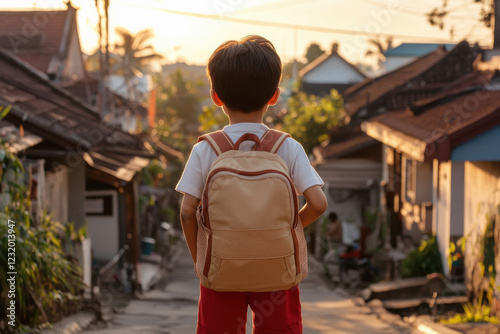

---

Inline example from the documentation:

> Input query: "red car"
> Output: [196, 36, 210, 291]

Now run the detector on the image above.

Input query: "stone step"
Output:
[362, 277, 447, 301]
[383, 295, 468, 316]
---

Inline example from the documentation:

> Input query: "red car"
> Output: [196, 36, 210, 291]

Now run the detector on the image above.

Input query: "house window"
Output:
[405, 158, 416, 202]
[85, 195, 113, 216]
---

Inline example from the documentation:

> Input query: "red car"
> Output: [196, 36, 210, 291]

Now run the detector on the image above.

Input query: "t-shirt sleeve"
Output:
[175, 145, 204, 199]
[288, 140, 324, 194]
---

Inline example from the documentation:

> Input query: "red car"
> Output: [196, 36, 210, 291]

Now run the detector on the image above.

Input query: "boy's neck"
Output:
[225, 107, 266, 125]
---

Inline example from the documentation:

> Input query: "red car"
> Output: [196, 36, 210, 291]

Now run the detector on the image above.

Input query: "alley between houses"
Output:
[83, 242, 421, 334]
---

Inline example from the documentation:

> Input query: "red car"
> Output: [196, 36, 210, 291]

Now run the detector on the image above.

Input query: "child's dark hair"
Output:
[329, 212, 338, 221]
[207, 35, 282, 113]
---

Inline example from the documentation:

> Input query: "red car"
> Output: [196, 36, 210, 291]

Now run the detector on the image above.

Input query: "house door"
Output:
[84, 190, 119, 262]
[388, 151, 403, 247]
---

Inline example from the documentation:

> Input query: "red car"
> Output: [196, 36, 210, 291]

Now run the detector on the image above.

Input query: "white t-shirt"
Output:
[175, 123, 324, 199]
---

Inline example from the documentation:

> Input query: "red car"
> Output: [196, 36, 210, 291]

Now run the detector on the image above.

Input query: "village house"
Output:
[361, 39, 500, 300]
[0, 3, 151, 134]
[0, 4, 164, 293]
[298, 46, 366, 96]
[314, 42, 479, 260]
[0, 46, 154, 287]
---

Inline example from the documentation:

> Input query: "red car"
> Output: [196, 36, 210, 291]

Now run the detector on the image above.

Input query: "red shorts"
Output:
[196, 284, 302, 334]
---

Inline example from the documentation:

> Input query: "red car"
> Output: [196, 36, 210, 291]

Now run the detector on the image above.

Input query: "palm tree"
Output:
[365, 36, 393, 68]
[113, 27, 163, 102]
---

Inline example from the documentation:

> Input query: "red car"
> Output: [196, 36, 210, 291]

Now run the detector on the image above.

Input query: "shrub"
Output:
[400, 236, 443, 278]
[0, 126, 84, 331]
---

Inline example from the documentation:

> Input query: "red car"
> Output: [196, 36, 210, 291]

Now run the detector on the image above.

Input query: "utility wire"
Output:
[359, 0, 473, 20]
[116, 1, 453, 43]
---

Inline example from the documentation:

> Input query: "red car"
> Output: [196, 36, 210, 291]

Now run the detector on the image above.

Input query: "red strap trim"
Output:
[260, 129, 291, 153]
[198, 131, 234, 156]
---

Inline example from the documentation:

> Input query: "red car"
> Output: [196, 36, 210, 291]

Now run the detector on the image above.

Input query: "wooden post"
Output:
[124, 181, 140, 291]
[495, 0, 500, 48]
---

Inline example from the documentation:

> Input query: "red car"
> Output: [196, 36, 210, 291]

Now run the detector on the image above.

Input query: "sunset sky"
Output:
[0, 0, 493, 66]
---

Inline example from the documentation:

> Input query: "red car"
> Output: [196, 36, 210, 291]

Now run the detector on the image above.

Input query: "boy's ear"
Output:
[210, 89, 224, 107]
[268, 88, 280, 106]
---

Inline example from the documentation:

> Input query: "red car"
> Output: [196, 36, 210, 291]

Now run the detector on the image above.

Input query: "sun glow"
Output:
[0, 0, 492, 65]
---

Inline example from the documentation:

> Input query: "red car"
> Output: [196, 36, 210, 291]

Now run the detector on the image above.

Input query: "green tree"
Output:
[365, 36, 393, 68]
[113, 27, 162, 102]
[427, 0, 493, 35]
[155, 69, 205, 153]
[282, 60, 306, 81]
[281, 89, 344, 155]
[0, 107, 83, 330]
[304, 42, 325, 64]
[198, 104, 227, 132]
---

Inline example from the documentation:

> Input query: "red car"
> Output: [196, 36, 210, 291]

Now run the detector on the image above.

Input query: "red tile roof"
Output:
[363, 71, 500, 161]
[343, 49, 448, 116]
[0, 9, 68, 73]
[343, 41, 477, 119]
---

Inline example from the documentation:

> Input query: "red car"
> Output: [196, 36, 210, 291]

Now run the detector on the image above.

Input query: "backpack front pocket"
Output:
[208, 254, 296, 292]
[207, 228, 297, 291]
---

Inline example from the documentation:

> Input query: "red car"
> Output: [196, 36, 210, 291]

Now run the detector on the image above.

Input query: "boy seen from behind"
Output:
[176, 35, 328, 334]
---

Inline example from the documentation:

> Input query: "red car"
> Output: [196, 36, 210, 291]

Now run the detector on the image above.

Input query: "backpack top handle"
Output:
[198, 129, 291, 156]
[233, 133, 263, 151]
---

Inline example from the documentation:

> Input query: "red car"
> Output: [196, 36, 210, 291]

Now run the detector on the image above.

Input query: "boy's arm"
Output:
[180, 194, 200, 263]
[299, 185, 328, 228]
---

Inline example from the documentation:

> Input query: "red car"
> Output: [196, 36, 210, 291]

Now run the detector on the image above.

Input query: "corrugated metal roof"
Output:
[0, 48, 153, 182]
[0, 120, 42, 153]
[384, 43, 456, 57]
[316, 159, 382, 189]
[315, 133, 377, 161]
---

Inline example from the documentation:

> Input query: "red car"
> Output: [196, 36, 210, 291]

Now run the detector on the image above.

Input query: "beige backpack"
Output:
[195, 129, 308, 292]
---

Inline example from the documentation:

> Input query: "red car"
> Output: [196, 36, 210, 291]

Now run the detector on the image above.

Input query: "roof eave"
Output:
[298, 53, 330, 78]
[361, 120, 429, 162]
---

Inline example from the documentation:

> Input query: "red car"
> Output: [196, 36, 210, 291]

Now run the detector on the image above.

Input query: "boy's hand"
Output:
[300, 185, 327, 228]
[180, 194, 200, 263]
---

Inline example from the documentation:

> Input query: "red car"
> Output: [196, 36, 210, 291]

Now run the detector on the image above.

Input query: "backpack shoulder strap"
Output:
[198, 130, 234, 156]
[260, 129, 291, 153]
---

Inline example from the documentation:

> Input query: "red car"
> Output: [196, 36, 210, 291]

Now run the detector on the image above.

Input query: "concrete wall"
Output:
[434, 160, 452, 276]
[463, 161, 500, 290]
[67, 162, 85, 229]
[45, 164, 68, 223]
[432, 160, 465, 277]
[450, 162, 464, 237]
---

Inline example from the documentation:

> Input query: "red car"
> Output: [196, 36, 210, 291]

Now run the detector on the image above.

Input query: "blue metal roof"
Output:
[452, 124, 500, 161]
[384, 43, 456, 57]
